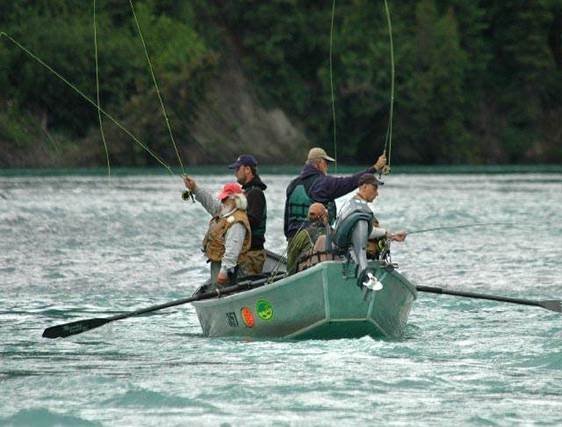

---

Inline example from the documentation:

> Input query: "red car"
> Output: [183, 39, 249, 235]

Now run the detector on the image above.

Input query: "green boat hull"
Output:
[192, 260, 417, 340]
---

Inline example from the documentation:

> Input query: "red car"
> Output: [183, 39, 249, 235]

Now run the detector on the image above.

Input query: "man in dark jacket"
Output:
[284, 147, 386, 239]
[229, 154, 268, 275]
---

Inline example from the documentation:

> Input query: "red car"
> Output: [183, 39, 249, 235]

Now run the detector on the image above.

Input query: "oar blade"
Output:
[42, 318, 109, 339]
[540, 300, 562, 313]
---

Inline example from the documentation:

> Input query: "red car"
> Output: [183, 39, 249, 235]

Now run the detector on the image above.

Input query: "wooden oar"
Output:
[42, 274, 282, 339]
[416, 285, 561, 313]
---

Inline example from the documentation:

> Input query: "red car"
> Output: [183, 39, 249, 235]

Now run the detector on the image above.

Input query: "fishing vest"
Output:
[285, 175, 337, 233]
[332, 197, 374, 252]
[286, 222, 330, 274]
[202, 210, 252, 266]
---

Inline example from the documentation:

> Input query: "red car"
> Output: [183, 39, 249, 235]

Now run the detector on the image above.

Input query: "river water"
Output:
[1, 172, 561, 426]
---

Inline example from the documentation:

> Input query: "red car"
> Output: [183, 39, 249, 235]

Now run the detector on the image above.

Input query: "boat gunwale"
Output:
[191, 260, 417, 308]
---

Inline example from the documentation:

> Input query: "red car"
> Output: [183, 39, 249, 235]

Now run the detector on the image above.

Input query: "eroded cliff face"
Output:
[0, 49, 309, 168]
[187, 51, 309, 165]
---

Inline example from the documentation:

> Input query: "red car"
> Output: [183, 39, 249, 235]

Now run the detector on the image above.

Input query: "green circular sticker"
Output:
[256, 299, 273, 321]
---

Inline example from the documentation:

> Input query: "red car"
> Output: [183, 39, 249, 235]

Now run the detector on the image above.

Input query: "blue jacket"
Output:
[284, 163, 376, 238]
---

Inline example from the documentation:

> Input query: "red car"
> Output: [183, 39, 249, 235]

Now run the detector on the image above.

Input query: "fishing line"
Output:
[129, 0, 185, 174]
[382, 0, 394, 173]
[0, 32, 175, 175]
[93, 0, 111, 176]
[329, 0, 338, 173]
[408, 222, 514, 235]
[328, 1, 395, 173]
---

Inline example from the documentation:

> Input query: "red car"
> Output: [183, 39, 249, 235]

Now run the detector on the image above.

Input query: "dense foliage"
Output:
[0, 0, 560, 166]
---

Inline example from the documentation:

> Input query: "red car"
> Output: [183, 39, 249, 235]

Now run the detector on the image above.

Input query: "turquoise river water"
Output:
[1, 172, 561, 426]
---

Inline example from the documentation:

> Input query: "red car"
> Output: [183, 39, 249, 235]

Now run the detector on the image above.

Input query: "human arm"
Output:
[183, 176, 221, 217]
[389, 230, 407, 241]
[309, 153, 387, 202]
[373, 153, 386, 171]
[369, 227, 407, 241]
[245, 188, 266, 230]
[217, 222, 246, 284]
[370, 227, 387, 239]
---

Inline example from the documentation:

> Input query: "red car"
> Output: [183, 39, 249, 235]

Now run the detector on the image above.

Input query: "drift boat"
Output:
[192, 254, 417, 340]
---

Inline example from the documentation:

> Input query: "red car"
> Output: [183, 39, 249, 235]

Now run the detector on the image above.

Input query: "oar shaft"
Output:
[107, 290, 221, 322]
[417, 285, 543, 309]
[43, 274, 284, 339]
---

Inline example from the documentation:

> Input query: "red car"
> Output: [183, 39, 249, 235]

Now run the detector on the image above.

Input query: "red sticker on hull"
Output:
[240, 307, 255, 328]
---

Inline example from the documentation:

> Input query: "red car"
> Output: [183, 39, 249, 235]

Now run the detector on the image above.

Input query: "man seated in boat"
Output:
[286, 202, 333, 274]
[183, 177, 252, 287]
[283, 147, 387, 245]
[366, 217, 392, 261]
[333, 174, 407, 283]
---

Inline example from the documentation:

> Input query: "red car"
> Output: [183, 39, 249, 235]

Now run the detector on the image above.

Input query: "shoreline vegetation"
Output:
[2, 164, 562, 177]
[1, 1, 561, 168]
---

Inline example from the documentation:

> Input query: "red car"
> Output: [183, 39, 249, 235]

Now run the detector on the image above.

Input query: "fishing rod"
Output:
[328, 0, 395, 174]
[42, 272, 286, 339]
[2, 1, 188, 179]
[329, 0, 338, 173]
[128, 0, 185, 175]
[407, 222, 514, 235]
[382, 0, 394, 175]
[93, 0, 110, 176]
[0, 31, 174, 175]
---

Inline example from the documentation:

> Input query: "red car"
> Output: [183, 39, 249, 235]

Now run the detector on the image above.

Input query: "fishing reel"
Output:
[181, 190, 195, 203]
[379, 238, 392, 263]
[366, 237, 391, 263]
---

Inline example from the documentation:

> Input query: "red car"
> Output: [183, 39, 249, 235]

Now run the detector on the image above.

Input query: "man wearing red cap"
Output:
[183, 177, 252, 286]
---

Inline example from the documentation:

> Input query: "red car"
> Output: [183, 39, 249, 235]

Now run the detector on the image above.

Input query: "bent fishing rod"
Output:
[1, 30, 195, 200]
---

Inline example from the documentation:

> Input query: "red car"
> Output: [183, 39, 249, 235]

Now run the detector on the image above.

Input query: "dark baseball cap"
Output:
[228, 154, 258, 169]
[358, 173, 384, 187]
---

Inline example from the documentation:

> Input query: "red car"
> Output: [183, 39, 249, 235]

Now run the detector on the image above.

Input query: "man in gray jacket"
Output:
[183, 177, 251, 286]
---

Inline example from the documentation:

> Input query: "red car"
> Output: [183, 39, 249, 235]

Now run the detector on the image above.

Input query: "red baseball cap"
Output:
[217, 182, 243, 201]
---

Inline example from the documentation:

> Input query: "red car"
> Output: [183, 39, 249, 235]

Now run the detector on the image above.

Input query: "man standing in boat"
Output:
[284, 148, 387, 241]
[183, 177, 252, 287]
[229, 154, 267, 275]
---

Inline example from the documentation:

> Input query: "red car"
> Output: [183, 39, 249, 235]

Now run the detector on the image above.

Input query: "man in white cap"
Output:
[283, 147, 386, 239]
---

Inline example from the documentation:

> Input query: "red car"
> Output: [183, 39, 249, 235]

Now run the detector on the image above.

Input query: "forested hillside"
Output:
[1, 0, 560, 167]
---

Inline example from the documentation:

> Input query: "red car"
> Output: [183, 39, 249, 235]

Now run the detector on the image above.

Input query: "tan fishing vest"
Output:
[203, 210, 252, 266]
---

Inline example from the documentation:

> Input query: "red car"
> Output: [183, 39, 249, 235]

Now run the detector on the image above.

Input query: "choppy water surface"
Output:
[1, 172, 561, 426]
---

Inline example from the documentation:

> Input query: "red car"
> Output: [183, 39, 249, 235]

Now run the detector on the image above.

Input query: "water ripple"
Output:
[1, 174, 561, 425]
